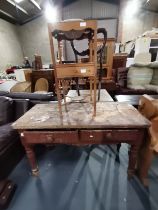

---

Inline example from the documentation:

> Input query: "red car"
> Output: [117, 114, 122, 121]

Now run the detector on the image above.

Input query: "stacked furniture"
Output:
[31, 69, 55, 93]
[113, 61, 158, 95]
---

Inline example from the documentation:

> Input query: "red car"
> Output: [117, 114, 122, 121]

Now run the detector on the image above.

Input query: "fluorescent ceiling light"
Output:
[0, 9, 16, 19]
[7, 0, 28, 15]
[15, 0, 24, 3]
[125, 0, 140, 20]
[45, 3, 57, 22]
[29, 0, 41, 10]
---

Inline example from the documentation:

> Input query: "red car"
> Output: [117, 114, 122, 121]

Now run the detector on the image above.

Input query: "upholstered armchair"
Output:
[113, 61, 158, 95]
[137, 95, 158, 186]
[10, 81, 31, 93]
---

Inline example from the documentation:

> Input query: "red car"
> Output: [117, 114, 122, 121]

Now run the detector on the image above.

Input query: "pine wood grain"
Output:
[12, 102, 150, 130]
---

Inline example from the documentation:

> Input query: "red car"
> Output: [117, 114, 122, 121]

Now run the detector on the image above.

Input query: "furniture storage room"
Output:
[0, 0, 158, 210]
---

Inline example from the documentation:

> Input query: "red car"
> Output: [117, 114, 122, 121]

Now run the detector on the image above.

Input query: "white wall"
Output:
[62, 0, 119, 19]
[0, 18, 23, 72]
[118, 0, 158, 43]
[18, 16, 56, 65]
[18, 0, 119, 64]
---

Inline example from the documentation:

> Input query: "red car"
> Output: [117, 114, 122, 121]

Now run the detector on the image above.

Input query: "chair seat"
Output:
[34, 78, 48, 92]
[34, 91, 48, 94]
[10, 82, 31, 93]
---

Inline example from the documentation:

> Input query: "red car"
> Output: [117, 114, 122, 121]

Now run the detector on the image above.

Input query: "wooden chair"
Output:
[137, 94, 158, 186]
[34, 78, 49, 92]
[48, 20, 97, 117]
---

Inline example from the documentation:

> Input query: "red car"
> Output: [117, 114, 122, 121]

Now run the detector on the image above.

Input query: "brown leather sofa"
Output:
[0, 96, 27, 180]
[113, 68, 157, 95]
[0, 91, 56, 180]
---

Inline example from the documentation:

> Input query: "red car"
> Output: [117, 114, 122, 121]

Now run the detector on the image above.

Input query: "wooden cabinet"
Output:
[31, 69, 55, 93]
[97, 38, 115, 79]
[112, 53, 128, 69]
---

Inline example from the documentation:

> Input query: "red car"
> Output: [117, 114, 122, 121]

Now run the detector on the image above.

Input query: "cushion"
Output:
[127, 85, 146, 90]
[0, 123, 19, 153]
[131, 63, 150, 67]
[0, 91, 9, 96]
[145, 84, 158, 93]
[149, 61, 158, 68]
[127, 66, 153, 88]
[0, 97, 13, 126]
[151, 69, 158, 85]
[8, 92, 54, 101]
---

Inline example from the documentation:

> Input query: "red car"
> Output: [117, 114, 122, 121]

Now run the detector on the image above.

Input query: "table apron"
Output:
[21, 129, 144, 145]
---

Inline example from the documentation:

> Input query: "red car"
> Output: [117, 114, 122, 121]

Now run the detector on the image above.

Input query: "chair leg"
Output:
[137, 137, 153, 186]
[98, 81, 101, 101]
[93, 77, 97, 117]
[117, 143, 121, 153]
[56, 79, 62, 117]
[62, 80, 68, 112]
[75, 78, 80, 96]
[90, 78, 92, 102]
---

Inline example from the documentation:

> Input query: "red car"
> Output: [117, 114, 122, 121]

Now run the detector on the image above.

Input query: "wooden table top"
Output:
[66, 89, 114, 103]
[12, 102, 150, 130]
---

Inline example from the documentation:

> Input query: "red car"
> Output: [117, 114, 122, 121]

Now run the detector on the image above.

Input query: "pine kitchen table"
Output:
[12, 102, 150, 181]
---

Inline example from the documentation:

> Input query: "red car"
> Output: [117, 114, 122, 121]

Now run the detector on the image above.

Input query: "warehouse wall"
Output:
[18, 0, 119, 64]
[0, 18, 23, 72]
[63, 0, 119, 60]
[62, 0, 119, 19]
[118, 0, 158, 43]
[18, 16, 56, 65]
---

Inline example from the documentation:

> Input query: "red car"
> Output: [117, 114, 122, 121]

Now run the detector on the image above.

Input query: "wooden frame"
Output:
[48, 20, 97, 117]
[97, 38, 115, 79]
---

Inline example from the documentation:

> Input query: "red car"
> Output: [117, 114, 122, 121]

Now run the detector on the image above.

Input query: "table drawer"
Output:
[23, 131, 78, 144]
[56, 65, 96, 78]
[79, 130, 141, 143]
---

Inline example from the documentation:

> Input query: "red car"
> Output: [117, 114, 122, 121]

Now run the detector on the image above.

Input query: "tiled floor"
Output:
[8, 144, 158, 210]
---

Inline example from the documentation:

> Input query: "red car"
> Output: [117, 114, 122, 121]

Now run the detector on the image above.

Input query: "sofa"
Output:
[113, 61, 158, 95]
[0, 91, 56, 107]
[0, 92, 56, 180]
[0, 97, 27, 180]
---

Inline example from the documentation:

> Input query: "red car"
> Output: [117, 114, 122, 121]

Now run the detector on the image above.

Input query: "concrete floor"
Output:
[8, 144, 158, 210]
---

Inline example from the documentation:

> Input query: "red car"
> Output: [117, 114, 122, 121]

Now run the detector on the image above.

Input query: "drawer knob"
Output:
[106, 133, 112, 139]
[46, 135, 54, 142]
[89, 135, 94, 138]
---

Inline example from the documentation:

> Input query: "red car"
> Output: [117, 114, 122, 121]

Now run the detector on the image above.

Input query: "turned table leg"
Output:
[25, 145, 39, 176]
[128, 144, 140, 179]
[21, 134, 39, 176]
[137, 137, 153, 186]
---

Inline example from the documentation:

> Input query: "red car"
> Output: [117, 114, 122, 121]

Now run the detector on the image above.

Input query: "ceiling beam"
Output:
[6, 0, 29, 15]
[21, 13, 43, 25]
[29, 0, 41, 10]
[0, 9, 17, 20]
